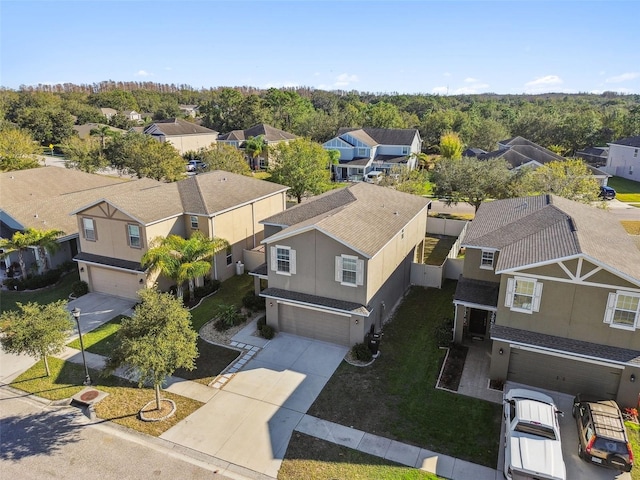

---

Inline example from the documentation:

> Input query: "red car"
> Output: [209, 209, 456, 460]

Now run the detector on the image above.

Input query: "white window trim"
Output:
[127, 224, 141, 248]
[270, 245, 296, 276]
[401, 146, 409, 155]
[226, 247, 233, 266]
[604, 291, 640, 330]
[505, 277, 542, 314]
[480, 250, 495, 270]
[190, 215, 199, 229]
[83, 217, 96, 241]
[335, 254, 364, 287]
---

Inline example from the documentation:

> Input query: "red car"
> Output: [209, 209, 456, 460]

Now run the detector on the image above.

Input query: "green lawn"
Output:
[607, 176, 640, 203]
[67, 315, 125, 355]
[307, 282, 502, 468]
[279, 432, 441, 480]
[189, 273, 255, 330]
[0, 270, 79, 314]
[11, 356, 203, 437]
[422, 235, 458, 265]
[626, 421, 640, 480]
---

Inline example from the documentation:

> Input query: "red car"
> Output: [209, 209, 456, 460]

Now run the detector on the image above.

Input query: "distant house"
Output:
[179, 105, 199, 118]
[218, 124, 297, 170]
[122, 110, 142, 123]
[322, 128, 421, 181]
[100, 108, 117, 120]
[604, 136, 640, 182]
[251, 183, 431, 346]
[143, 118, 218, 155]
[576, 146, 609, 167]
[72, 123, 126, 140]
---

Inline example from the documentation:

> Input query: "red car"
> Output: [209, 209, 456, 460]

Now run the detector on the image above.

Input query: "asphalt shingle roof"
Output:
[463, 194, 640, 282]
[453, 277, 500, 307]
[218, 124, 297, 143]
[74, 252, 145, 272]
[478, 137, 564, 168]
[337, 127, 419, 146]
[609, 136, 640, 148]
[144, 118, 217, 136]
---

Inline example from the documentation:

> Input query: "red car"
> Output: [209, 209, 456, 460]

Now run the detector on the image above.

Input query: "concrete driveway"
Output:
[160, 333, 348, 478]
[501, 382, 631, 480]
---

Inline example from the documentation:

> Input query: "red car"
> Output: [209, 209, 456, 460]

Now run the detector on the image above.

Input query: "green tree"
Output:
[106, 288, 198, 411]
[431, 156, 513, 211]
[31, 228, 65, 273]
[363, 102, 406, 128]
[0, 301, 73, 377]
[268, 138, 331, 203]
[142, 232, 229, 302]
[244, 135, 266, 170]
[90, 124, 119, 150]
[0, 227, 60, 279]
[519, 159, 600, 203]
[61, 135, 108, 173]
[439, 132, 464, 160]
[464, 117, 509, 152]
[0, 126, 42, 172]
[15, 107, 74, 144]
[198, 143, 251, 175]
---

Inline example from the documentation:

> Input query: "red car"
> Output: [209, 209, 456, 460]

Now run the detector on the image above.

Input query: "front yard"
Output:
[304, 281, 502, 468]
[0, 270, 79, 314]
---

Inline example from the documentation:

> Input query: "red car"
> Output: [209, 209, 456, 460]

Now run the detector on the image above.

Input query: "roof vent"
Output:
[34, 213, 38, 218]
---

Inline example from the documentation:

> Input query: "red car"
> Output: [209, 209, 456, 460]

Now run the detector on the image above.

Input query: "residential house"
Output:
[452, 194, 640, 406]
[604, 135, 640, 182]
[217, 124, 297, 170]
[143, 118, 218, 155]
[576, 146, 609, 168]
[179, 105, 199, 118]
[99, 108, 117, 120]
[322, 128, 421, 181]
[71, 171, 288, 300]
[122, 110, 142, 123]
[252, 183, 431, 346]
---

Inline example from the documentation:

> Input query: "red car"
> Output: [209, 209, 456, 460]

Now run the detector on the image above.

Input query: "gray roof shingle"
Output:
[609, 136, 640, 148]
[337, 127, 419, 146]
[453, 277, 500, 307]
[218, 124, 297, 143]
[261, 287, 370, 315]
[144, 118, 217, 136]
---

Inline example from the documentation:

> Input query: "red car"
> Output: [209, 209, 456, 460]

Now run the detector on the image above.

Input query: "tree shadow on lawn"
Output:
[174, 337, 240, 385]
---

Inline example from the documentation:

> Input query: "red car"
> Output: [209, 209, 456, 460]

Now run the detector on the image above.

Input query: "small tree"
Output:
[518, 158, 600, 203]
[0, 126, 42, 172]
[439, 132, 464, 160]
[0, 301, 73, 376]
[244, 135, 266, 170]
[198, 143, 251, 175]
[106, 288, 198, 411]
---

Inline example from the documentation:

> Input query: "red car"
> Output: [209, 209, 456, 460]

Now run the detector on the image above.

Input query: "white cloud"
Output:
[464, 77, 478, 83]
[432, 86, 448, 94]
[334, 73, 358, 87]
[605, 72, 640, 83]
[135, 70, 151, 77]
[431, 82, 490, 95]
[525, 75, 563, 87]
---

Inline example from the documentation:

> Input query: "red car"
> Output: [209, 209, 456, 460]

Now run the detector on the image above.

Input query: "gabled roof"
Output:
[261, 183, 430, 258]
[576, 146, 608, 157]
[337, 127, 419, 147]
[463, 194, 640, 283]
[144, 118, 217, 137]
[609, 136, 640, 148]
[218, 124, 297, 143]
[73, 123, 126, 140]
[479, 137, 564, 169]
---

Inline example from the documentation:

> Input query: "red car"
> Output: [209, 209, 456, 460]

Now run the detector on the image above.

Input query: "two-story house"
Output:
[322, 128, 421, 181]
[252, 183, 430, 346]
[217, 123, 297, 170]
[71, 171, 288, 300]
[452, 194, 640, 406]
[143, 118, 219, 155]
[604, 135, 640, 182]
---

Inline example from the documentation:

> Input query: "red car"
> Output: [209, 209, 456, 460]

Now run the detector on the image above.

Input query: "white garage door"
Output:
[507, 348, 621, 398]
[90, 266, 141, 300]
[278, 304, 350, 346]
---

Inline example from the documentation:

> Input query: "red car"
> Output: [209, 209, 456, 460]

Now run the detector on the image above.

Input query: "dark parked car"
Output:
[599, 186, 616, 200]
[572, 394, 633, 472]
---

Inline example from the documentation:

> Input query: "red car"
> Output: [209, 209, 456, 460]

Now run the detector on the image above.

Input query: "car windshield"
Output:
[594, 438, 627, 454]
[515, 422, 557, 440]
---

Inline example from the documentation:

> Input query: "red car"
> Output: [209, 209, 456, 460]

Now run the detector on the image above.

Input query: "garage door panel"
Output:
[90, 267, 141, 300]
[278, 304, 350, 346]
[507, 348, 620, 398]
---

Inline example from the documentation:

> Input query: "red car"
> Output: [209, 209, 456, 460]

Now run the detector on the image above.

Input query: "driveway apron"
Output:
[160, 333, 348, 478]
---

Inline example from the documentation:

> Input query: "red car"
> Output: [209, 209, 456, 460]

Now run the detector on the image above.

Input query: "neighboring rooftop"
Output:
[336, 127, 419, 147]
[478, 136, 564, 169]
[144, 118, 218, 136]
[609, 136, 640, 148]
[218, 124, 297, 143]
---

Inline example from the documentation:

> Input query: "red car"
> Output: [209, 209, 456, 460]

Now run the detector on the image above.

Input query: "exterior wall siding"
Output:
[165, 134, 218, 155]
[606, 144, 640, 182]
[461, 248, 501, 282]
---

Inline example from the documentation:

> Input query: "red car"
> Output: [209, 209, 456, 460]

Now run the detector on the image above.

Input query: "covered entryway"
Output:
[507, 347, 622, 398]
[468, 308, 489, 337]
[278, 303, 350, 346]
[89, 266, 141, 301]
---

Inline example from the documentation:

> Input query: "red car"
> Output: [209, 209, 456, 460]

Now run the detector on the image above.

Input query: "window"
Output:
[82, 218, 96, 241]
[401, 146, 409, 155]
[190, 216, 199, 229]
[226, 246, 233, 266]
[604, 291, 640, 329]
[505, 277, 542, 313]
[270, 246, 296, 275]
[259, 157, 267, 169]
[481, 250, 495, 269]
[357, 148, 367, 157]
[335, 255, 364, 286]
[127, 224, 141, 248]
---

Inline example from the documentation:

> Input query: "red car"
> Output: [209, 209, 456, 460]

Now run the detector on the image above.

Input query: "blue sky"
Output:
[1, 0, 639, 95]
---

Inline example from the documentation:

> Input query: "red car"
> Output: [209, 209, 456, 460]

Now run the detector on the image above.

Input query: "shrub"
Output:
[352, 342, 373, 362]
[242, 292, 265, 311]
[5, 268, 63, 291]
[72, 280, 89, 297]
[256, 315, 267, 331]
[194, 278, 220, 299]
[435, 317, 454, 347]
[213, 304, 244, 332]
[260, 324, 275, 339]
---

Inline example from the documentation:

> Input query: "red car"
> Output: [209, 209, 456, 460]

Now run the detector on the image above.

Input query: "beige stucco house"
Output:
[71, 171, 288, 300]
[453, 194, 640, 406]
[144, 118, 218, 155]
[251, 183, 431, 346]
[217, 123, 297, 170]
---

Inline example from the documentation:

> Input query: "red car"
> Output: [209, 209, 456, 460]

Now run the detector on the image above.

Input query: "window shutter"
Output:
[356, 259, 364, 286]
[335, 256, 343, 282]
[532, 282, 543, 312]
[603, 292, 616, 324]
[505, 278, 514, 307]
[289, 249, 296, 274]
[270, 247, 276, 271]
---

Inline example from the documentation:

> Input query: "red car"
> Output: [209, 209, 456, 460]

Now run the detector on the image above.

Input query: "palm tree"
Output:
[90, 125, 117, 150]
[0, 228, 64, 278]
[244, 135, 266, 170]
[142, 232, 229, 302]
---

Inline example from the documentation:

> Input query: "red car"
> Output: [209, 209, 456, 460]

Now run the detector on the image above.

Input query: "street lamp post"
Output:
[71, 307, 91, 386]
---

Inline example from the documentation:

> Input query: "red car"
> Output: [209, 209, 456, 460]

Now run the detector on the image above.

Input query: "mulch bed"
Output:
[437, 344, 468, 391]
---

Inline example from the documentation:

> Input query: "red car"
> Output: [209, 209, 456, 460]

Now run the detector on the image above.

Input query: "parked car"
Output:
[572, 394, 633, 472]
[503, 388, 566, 480]
[364, 171, 384, 183]
[599, 186, 616, 200]
[186, 160, 207, 172]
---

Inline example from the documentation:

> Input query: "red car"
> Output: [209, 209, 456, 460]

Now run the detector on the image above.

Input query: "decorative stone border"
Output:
[139, 398, 176, 422]
[343, 351, 379, 367]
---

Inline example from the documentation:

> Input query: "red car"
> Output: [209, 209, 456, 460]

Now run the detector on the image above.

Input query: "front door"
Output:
[468, 309, 488, 337]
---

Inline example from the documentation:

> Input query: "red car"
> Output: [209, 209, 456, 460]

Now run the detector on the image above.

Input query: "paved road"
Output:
[0, 387, 240, 480]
